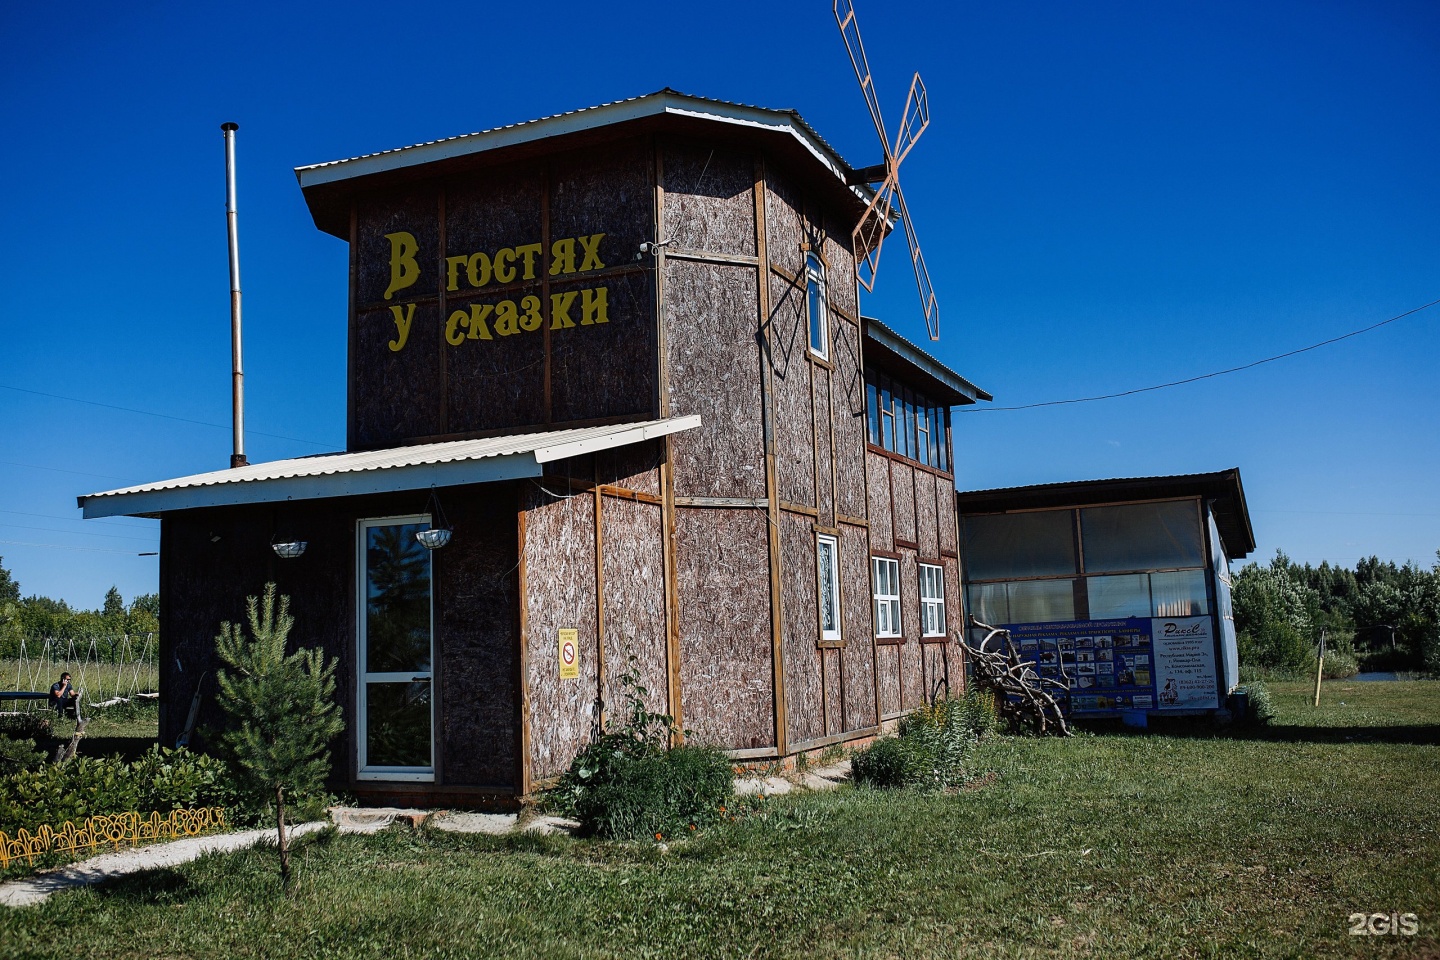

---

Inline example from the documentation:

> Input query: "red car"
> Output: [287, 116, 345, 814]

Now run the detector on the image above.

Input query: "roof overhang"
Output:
[78, 417, 699, 520]
[954, 468, 1256, 560]
[296, 89, 875, 239]
[862, 316, 992, 407]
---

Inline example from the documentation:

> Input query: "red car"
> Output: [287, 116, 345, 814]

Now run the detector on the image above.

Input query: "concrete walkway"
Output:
[0, 760, 854, 908]
[0, 821, 329, 908]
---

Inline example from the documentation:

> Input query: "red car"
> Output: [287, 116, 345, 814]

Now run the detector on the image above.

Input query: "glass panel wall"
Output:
[962, 499, 1212, 626]
[962, 511, 1077, 581]
[1080, 501, 1203, 572]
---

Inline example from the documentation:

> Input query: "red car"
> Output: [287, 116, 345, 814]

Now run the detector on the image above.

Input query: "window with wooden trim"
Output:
[919, 563, 946, 637]
[872, 556, 901, 638]
[864, 368, 951, 472]
[806, 252, 829, 359]
[817, 533, 841, 643]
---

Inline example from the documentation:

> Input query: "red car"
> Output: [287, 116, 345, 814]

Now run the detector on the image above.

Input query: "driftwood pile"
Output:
[959, 617, 1071, 737]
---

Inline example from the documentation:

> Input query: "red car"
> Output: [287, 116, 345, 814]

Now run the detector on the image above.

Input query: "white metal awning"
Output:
[77, 416, 700, 519]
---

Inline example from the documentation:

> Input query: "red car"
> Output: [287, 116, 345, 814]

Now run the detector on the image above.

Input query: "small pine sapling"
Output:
[214, 583, 344, 884]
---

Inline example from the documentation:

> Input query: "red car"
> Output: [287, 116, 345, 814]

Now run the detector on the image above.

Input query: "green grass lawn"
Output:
[2, 681, 1436, 959]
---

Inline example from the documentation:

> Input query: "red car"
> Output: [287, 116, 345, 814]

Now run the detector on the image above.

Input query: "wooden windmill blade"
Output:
[853, 178, 896, 293]
[891, 73, 930, 170]
[893, 184, 940, 340]
[834, 0, 891, 159]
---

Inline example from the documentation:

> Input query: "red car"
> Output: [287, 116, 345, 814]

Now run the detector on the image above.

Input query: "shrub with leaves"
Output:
[853, 695, 977, 790]
[550, 661, 733, 840]
[1241, 682, 1277, 726]
[0, 746, 234, 837]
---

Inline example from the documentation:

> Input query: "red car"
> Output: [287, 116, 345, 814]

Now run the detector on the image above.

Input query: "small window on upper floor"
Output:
[806, 252, 828, 359]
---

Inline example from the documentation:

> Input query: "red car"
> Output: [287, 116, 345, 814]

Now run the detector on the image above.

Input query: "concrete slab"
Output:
[520, 815, 579, 836]
[327, 806, 433, 833]
[429, 812, 519, 835]
[0, 821, 329, 908]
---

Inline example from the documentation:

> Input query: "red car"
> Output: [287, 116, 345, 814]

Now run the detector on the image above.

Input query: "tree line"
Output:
[1232, 550, 1440, 676]
[0, 555, 158, 660]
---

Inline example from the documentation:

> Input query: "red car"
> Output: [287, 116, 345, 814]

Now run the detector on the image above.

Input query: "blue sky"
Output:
[1, 0, 1437, 608]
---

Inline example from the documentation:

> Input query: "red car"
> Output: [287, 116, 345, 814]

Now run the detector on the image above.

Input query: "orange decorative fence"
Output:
[0, 807, 227, 870]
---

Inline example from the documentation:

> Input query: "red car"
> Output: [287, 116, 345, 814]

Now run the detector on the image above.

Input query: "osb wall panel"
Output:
[823, 648, 844, 737]
[899, 551, 924, 710]
[821, 216, 860, 320]
[600, 495, 669, 719]
[351, 140, 658, 445]
[443, 288, 546, 432]
[664, 259, 765, 499]
[764, 171, 805, 277]
[916, 471, 939, 559]
[866, 452, 893, 552]
[595, 439, 663, 496]
[892, 460, 917, 544]
[550, 139, 653, 261]
[937, 472, 958, 555]
[832, 317, 868, 520]
[814, 366, 834, 527]
[876, 643, 901, 719]
[675, 508, 774, 749]
[355, 188, 439, 307]
[770, 272, 814, 506]
[780, 513, 823, 744]
[353, 303, 443, 448]
[550, 269, 656, 424]
[923, 644, 950, 702]
[523, 485, 599, 781]
[161, 487, 520, 790]
[840, 522, 877, 730]
[944, 557, 962, 639]
[445, 169, 542, 261]
[661, 141, 756, 258]
[437, 485, 520, 787]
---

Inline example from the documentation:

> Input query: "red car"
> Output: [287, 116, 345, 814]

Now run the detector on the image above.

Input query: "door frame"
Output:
[356, 514, 435, 782]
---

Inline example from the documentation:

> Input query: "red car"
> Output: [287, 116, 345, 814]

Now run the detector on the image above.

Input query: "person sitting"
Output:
[49, 672, 79, 718]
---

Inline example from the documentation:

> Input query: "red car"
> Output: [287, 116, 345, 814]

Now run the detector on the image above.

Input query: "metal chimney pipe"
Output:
[222, 122, 247, 469]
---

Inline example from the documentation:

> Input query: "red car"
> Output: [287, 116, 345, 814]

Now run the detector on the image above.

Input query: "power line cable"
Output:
[0, 539, 153, 557]
[0, 522, 157, 543]
[962, 296, 1440, 413]
[0, 460, 134, 482]
[0, 383, 336, 448]
[0, 509, 153, 529]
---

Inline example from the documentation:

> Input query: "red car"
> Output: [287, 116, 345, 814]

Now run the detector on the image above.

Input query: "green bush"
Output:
[0, 746, 235, 836]
[853, 696, 976, 790]
[550, 660, 733, 840]
[1240, 683, 1277, 726]
[0, 734, 45, 774]
[958, 687, 1001, 739]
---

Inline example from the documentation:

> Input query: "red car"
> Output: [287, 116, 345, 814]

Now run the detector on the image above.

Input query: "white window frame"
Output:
[357, 514, 436, 782]
[919, 562, 947, 638]
[816, 533, 842, 644]
[872, 556, 902, 638]
[806, 252, 829, 360]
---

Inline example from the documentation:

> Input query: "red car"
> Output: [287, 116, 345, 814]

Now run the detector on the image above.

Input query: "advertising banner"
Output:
[1150, 616, 1219, 709]
[999, 615, 1219, 714]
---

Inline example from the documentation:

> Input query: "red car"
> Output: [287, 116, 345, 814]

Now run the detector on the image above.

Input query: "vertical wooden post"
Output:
[1313, 629, 1327, 708]
[754, 157, 788, 758]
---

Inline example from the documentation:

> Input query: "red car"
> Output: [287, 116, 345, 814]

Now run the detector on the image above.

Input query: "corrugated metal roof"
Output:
[955, 468, 1255, 559]
[294, 88, 865, 197]
[862, 316, 992, 405]
[78, 417, 699, 519]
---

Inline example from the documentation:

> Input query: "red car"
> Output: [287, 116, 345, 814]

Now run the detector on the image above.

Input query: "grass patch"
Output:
[1, 681, 1436, 958]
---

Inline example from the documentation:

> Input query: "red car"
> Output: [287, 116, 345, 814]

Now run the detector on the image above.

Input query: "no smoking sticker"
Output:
[558, 628, 579, 680]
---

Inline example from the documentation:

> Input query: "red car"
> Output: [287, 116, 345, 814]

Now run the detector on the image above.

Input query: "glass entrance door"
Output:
[358, 516, 434, 781]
